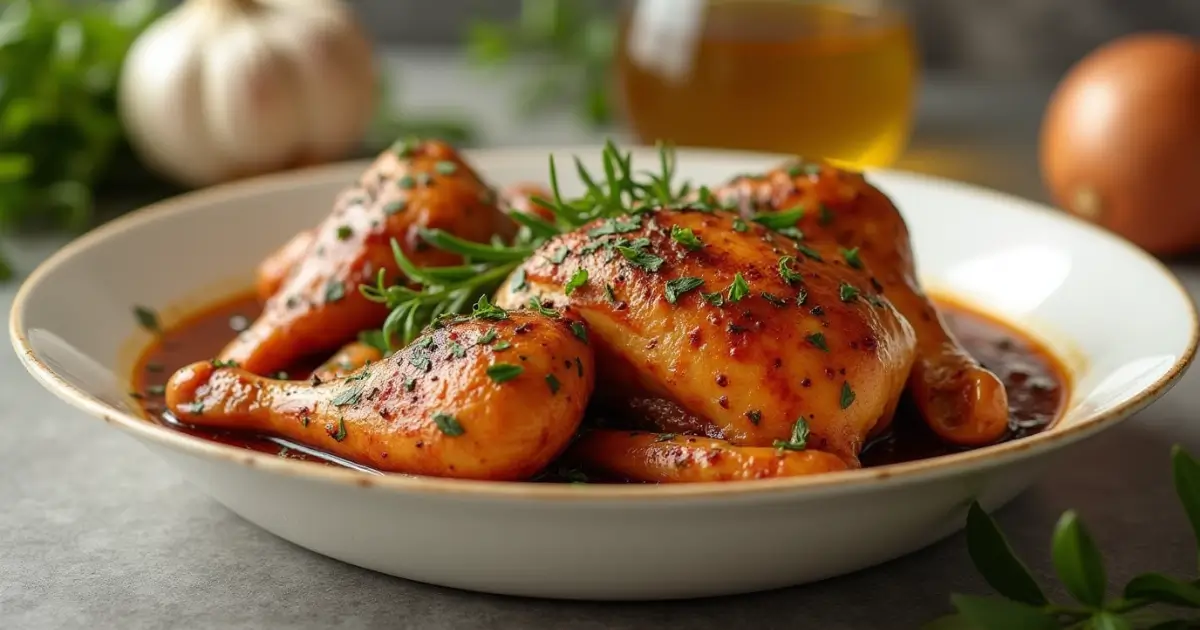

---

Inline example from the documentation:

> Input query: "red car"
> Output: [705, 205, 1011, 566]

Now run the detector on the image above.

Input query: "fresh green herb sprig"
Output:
[0, 0, 164, 279]
[930, 446, 1200, 629]
[360, 140, 692, 352]
[466, 0, 614, 127]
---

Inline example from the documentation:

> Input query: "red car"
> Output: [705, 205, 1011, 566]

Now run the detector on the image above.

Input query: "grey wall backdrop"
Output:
[338, 0, 1199, 78]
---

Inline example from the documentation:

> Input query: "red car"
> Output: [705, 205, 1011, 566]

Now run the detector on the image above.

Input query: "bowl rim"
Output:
[11, 145, 1199, 502]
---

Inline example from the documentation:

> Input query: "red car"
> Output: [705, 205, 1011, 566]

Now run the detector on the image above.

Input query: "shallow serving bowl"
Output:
[11, 146, 1198, 600]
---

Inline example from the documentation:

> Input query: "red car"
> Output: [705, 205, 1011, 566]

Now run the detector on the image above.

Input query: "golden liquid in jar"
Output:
[615, 1, 918, 167]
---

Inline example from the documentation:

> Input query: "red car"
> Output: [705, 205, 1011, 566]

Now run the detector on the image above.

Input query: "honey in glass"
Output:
[615, 0, 918, 167]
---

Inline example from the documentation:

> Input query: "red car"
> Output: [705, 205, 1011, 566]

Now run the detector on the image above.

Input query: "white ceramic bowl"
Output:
[11, 147, 1197, 600]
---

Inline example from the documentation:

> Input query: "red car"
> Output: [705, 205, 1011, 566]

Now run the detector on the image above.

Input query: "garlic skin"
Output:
[119, 0, 377, 187]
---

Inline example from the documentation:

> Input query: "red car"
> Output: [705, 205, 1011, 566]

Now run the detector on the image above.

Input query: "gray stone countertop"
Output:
[3, 50, 1197, 629]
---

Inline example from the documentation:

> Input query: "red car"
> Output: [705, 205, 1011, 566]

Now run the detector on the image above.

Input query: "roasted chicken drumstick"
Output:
[168, 310, 594, 480]
[496, 208, 917, 477]
[714, 163, 1010, 446]
[221, 140, 512, 375]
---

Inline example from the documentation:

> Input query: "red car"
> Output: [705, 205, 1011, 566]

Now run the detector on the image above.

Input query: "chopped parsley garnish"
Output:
[796, 288, 809, 306]
[493, 340, 512, 351]
[397, 175, 415, 189]
[778, 256, 803, 284]
[732, 217, 748, 232]
[486, 363, 524, 383]
[434, 160, 457, 175]
[570, 321, 589, 344]
[867, 294, 885, 307]
[449, 342, 466, 358]
[548, 246, 569, 264]
[145, 384, 165, 396]
[840, 382, 856, 409]
[529, 298, 560, 318]
[545, 373, 561, 395]
[839, 282, 861, 302]
[655, 433, 677, 442]
[472, 295, 509, 320]
[752, 207, 804, 230]
[665, 277, 705, 304]
[617, 246, 664, 272]
[391, 138, 416, 157]
[133, 306, 160, 333]
[796, 244, 823, 261]
[773, 418, 810, 451]
[760, 292, 787, 307]
[383, 199, 407, 216]
[778, 226, 804, 240]
[806, 332, 828, 351]
[670, 225, 704, 250]
[604, 283, 617, 303]
[564, 268, 589, 295]
[336, 225, 353, 240]
[324, 280, 346, 303]
[145, 363, 164, 373]
[477, 328, 498, 345]
[433, 412, 465, 436]
[818, 203, 834, 226]
[727, 273, 750, 303]
[840, 247, 863, 269]
[587, 215, 643, 237]
[404, 377, 417, 392]
[329, 417, 348, 442]
[416, 173, 433, 187]
[701, 291, 725, 307]
[210, 359, 240, 368]
[331, 383, 363, 406]
[511, 267, 527, 291]
[747, 410, 762, 425]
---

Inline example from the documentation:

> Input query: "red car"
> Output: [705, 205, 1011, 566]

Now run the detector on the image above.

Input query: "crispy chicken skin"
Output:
[568, 431, 848, 482]
[714, 163, 1010, 446]
[254, 183, 547, 304]
[221, 140, 512, 375]
[495, 208, 917, 468]
[167, 311, 594, 480]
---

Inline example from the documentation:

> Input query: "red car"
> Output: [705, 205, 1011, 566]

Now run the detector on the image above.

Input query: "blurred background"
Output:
[0, 0, 1196, 277]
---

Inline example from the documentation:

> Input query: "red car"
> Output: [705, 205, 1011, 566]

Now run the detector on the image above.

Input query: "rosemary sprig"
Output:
[360, 140, 690, 353]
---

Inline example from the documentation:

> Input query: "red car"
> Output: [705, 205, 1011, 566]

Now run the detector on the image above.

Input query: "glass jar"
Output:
[615, 0, 918, 167]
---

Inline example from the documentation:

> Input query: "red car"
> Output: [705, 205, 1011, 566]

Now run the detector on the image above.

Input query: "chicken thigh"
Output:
[221, 140, 513, 375]
[713, 162, 1010, 445]
[168, 310, 594, 480]
[495, 208, 917, 473]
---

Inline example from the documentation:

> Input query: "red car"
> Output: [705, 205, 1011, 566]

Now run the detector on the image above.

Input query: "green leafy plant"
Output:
[931, 445, 1200, 629]
[466, 0, 615, 127]
[359, 139, 700, 350]
[0, 0, 164, 279]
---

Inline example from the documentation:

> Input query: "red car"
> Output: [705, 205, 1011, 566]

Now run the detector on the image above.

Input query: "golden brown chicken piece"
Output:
[495, 208, 917, 470]
[255, 230, 315, 302]
[254, 182, 546, 304]
[221, 140, 513, 375]
[568, 430, 849, 482]
[311, 341, 383, 382]
[167, 310, 594, 480]
[713, 162, 1010, 446]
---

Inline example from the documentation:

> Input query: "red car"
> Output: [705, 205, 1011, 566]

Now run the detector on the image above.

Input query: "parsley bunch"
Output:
[931, 445, 1200, 629]
[360, 140, 692, 352]
[0, 0, 163, 279]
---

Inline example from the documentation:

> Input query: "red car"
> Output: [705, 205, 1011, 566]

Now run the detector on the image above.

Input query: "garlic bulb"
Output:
[119, 0, 377, 187]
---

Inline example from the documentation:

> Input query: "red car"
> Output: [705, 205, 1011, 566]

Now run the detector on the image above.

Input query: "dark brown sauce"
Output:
[132, 292, 1069, 476]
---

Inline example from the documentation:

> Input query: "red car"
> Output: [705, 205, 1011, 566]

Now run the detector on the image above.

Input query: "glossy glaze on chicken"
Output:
[142, 140, 1065, 483]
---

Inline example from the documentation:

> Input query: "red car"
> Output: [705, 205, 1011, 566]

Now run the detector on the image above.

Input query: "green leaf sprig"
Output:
[359, 139, 691, 352]
[465, 0, 614, 126]
[0, 0, 164, 279]
[931, 446, 1200, 629]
